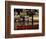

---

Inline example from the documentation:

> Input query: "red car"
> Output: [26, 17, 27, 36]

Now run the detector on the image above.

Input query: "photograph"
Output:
[14, 9, 39, 30]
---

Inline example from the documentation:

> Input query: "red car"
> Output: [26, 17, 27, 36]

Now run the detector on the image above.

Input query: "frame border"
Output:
[5, 1, 45, 38]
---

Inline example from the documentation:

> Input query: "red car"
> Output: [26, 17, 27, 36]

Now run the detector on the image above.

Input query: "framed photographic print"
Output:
[5, 1, 45, 38]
